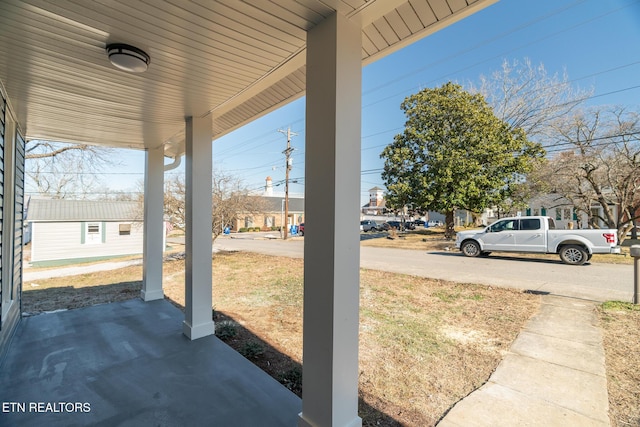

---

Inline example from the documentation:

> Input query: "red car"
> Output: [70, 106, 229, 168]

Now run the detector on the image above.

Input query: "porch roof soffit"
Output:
[0, 0, 498, 158]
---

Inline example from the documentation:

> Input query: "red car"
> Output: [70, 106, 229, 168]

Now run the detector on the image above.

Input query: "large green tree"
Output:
[381, 82, 545, 238]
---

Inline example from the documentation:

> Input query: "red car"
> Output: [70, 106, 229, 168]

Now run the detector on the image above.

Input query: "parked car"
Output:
[383, 220, 414, 231]
[298, 223, 304, 236]
[414, 219, 426, 227]
[360, 220, 380, 232]
[455, 216, 620, 265]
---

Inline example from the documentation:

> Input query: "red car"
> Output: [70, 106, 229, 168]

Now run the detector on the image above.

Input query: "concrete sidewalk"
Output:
[23, 259, 143, 281]
[438, 295, 610, 426]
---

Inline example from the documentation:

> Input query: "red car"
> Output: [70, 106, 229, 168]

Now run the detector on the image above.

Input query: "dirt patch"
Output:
[598, 301, 640, 426]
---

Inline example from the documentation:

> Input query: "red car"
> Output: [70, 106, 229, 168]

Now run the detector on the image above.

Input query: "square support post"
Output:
[299, 12, 362, 427]
[141, 145, 165, 301]
[183, 115, 215, 340]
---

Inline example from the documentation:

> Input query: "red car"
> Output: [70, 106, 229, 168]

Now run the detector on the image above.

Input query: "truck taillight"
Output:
[603, 233, 616, 244]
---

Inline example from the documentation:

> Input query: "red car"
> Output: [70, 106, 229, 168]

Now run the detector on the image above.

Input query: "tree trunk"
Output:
[445, 210, 455, 239]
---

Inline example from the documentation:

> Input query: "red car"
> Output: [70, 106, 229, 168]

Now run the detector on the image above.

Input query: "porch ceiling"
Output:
[0, 0, 497, 158]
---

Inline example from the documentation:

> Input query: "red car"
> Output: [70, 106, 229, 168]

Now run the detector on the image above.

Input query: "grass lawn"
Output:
[21, 250, 639, 426]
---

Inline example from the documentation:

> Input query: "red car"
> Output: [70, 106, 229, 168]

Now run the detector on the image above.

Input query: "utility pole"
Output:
[278, 127, 297, 240]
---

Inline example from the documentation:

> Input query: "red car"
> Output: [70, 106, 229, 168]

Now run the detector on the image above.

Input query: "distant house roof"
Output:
[262, 196, 304, 212]
[368, 186, 384, 192]
[27, 199, 142, 222]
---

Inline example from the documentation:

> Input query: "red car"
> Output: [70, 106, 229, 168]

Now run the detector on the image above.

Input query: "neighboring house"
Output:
[232, 195, 305, 232]
[361, 187, 386, 215]
[230, 176, 304, 232]
[27, 199, 154, 265]
[526, 194, 619, 229]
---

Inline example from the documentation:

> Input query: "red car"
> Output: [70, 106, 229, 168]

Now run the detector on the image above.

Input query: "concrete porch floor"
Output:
[0, 298, 301, 426]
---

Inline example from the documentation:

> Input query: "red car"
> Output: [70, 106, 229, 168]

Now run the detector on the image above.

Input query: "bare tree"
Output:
[26, 140, 116, 198]
[537, 106, 640, 242]
[164, 172, 267, 242]
[469, 58, 593, 139]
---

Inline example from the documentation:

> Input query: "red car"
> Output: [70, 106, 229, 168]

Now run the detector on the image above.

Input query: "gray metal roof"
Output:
[27, 199, 142, 222]
[262, 196, 304, 213]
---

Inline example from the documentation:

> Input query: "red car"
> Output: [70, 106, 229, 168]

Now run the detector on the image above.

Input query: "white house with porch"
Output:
[0, 1, 500, 426]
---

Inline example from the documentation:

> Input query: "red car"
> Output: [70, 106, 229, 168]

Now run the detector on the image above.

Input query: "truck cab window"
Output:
[490, 219, 518, 232]
[519, 219, 541, 231]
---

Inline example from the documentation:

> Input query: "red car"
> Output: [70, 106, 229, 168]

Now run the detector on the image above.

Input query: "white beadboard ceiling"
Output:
[0, 0, 497, 158]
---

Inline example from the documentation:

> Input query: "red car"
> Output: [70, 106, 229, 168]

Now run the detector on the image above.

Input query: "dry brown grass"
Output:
[598, 301, 640, 427]
[24, 246, 640, 425]
[23, 251, 540, 426]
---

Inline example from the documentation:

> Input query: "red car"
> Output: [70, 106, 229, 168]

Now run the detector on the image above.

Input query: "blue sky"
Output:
[59, 0, 640, 204]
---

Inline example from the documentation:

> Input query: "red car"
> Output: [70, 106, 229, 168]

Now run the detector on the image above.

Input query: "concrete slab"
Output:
[0, 299, 301, 427]
[523, 303, 602, 345]
[510, 331, 605, 373]
[490, 354, 609, 422]
[438, 382, 608, 427]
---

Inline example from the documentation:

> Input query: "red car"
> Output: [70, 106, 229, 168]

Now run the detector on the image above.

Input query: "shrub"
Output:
[278, 367, 302, 394]
[239, 340, 265, 359]
[238, 227, 248, 232]
[215, 321, 238, 340]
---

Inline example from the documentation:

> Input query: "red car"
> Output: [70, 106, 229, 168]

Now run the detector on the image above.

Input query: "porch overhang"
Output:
[0, 0, 497, 157]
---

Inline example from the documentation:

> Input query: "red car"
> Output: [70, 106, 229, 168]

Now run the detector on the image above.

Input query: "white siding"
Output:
[30, 221, 145, 263]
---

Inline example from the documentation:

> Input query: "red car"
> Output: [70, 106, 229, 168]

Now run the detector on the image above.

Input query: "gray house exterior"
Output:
[27, 199, 147, 265]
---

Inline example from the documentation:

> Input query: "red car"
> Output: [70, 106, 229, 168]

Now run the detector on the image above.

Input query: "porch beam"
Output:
[183, 115, 215, 340]
[299, 12, 362, 427]
[141, 145, 165, 301]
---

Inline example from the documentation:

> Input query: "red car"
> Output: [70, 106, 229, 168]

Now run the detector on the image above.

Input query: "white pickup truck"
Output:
[455, 216, 621, 265]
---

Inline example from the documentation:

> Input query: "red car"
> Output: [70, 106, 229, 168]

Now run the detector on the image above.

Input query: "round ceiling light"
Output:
[106, 43, 150, 73]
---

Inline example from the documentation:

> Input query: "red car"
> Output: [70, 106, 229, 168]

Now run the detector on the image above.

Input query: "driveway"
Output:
[207, 236, 634, 303]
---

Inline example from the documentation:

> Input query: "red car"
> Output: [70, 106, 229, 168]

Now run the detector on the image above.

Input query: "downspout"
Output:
[164, 155, 181, 172]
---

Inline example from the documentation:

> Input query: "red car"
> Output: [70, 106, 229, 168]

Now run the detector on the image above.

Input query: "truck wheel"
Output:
[461, 241, 481, 257]
[559, 245, 588, 265]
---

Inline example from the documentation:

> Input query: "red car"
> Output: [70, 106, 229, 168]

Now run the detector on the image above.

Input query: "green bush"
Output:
[239, 340, 265, 359]
[215, 321, 238, 340]
[278, 367, 302, 394]
[238, 228, 248, 232]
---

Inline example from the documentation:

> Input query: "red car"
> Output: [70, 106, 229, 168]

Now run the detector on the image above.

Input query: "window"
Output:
[519, 219, 540, 231]
[244, 217, 254, 228]
[555, 208, 562, 221]
[119, 223, 131, 236]
[563, 208, 571, 220]
[84, 222, 103, 244]
[264, 216, 275, 227]
[489, 219, 518, 232]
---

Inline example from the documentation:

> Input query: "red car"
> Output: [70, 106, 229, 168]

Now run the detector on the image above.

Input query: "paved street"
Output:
[208, 235, 634, 303]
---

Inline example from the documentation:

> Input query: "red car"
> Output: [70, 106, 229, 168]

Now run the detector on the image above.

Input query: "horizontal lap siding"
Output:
[13, 132, 24, 299]
[31, 221, 145, 262]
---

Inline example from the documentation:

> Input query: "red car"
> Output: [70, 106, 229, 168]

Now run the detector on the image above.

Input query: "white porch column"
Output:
[183, 115, 215, 340]
[141, 145, 165, 301]
[299, 12, 362, 427]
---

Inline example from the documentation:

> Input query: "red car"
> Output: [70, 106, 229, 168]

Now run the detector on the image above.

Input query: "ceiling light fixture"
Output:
[106, 43, 150, 73]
